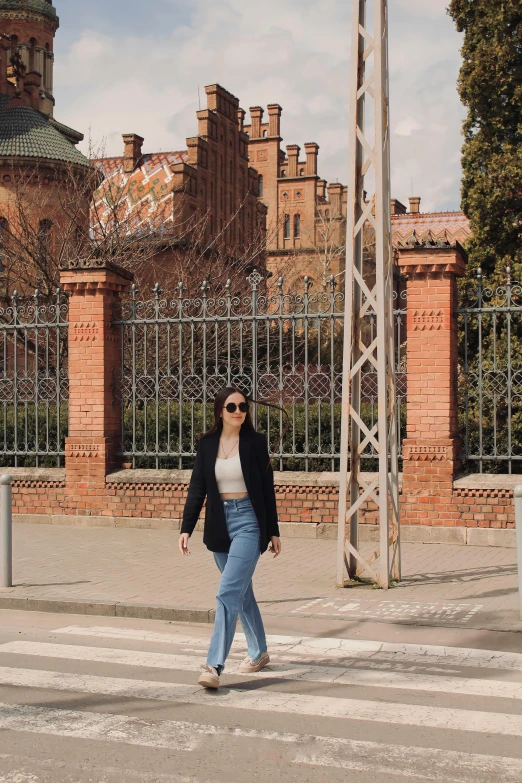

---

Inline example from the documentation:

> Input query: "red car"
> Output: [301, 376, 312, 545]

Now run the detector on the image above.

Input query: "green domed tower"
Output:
[0, 0, 87, 168]
[0, 0, 59, 116]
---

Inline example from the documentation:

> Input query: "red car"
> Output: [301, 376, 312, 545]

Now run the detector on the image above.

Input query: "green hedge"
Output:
[0, 404, 67, 468]
[121, 400, 407, 472]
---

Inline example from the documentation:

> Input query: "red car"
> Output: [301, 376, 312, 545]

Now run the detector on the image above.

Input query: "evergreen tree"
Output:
[448, 0, 522, 279]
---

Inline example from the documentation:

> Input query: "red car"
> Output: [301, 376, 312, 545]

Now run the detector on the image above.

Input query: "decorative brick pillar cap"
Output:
[396, 238, 468, 277]
[60, 259, 134, 276]
[60, 260, 134, 294]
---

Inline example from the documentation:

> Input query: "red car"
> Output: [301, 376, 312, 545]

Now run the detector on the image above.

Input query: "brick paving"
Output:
[2, 523, 520, 632]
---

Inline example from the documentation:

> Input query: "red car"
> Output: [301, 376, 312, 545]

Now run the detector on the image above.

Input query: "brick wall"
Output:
[11, 469, 516, 547]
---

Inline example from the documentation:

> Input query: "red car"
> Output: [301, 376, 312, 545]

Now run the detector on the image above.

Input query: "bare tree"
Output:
[307, 204, 347, 289]
[0, 140, 281, 303]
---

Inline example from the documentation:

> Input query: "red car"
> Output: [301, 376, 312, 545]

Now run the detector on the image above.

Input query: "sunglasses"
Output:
[224, 402, 249, 414]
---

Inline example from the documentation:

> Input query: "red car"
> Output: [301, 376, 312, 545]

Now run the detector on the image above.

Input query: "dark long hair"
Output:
[202, 386, 290, 467]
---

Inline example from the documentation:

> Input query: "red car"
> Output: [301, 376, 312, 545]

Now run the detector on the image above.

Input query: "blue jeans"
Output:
[206, 497, 267, 674]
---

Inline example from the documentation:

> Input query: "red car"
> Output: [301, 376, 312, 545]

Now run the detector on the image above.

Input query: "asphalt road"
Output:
[0, 609, 521, 783]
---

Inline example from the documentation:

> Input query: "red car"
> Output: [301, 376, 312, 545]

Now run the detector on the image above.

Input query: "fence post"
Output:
[60, 262, 133, 499]
[397, 241, 467, 527]
[515, 485, 522, 621]
[0, 474, 12, 588]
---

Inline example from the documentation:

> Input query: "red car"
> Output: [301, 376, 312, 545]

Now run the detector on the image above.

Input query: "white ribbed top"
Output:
[215, 452, 248, 495]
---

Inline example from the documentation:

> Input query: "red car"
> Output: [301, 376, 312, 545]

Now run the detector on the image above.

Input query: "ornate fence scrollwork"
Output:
[0, 288, 69, 467]
[458, 267, 522, 472]
[113, 273, 407, 471]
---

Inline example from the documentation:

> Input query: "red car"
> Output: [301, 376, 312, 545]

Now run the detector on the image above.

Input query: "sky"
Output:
[53, 0, 465, 213]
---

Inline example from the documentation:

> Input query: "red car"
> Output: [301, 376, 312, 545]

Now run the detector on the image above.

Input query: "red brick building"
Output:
[391, 197, 471, 247]
[243, 104, 471, 287]
[92, 86, 471, 289]
[0, 0, 89, 294]
[243, 103, 347, 287]
[93, 85, 267, 276]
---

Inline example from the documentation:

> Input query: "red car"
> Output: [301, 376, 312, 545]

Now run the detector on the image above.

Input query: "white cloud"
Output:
[394, 0, 451, 21]
[54, 0, 465, 211]
[395, 116, 424, 137]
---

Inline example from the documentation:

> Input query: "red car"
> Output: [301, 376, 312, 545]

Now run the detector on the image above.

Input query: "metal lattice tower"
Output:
[336, 0, 400, 589]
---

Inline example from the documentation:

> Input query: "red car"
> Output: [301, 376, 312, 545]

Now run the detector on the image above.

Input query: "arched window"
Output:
[300, 168, 305, 176]
[294, 213, 301, 238]
[281, 170, 287, 178]
[284, 214, 290, 239]
[43, 43, 50, 90]
[29, 38, 37, 72]
[263, 129, 268, 137]
[258, 175, 264, 198]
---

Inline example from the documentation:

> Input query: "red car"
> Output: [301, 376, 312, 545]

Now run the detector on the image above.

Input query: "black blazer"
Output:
[181, 428, 280, 554]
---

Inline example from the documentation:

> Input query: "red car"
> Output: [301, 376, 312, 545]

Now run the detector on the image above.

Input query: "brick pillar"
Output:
[397, 242, 467, 525]
[60, 263, 133, 496]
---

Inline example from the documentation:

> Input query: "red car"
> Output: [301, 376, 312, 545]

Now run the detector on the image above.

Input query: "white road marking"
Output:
[293, 748, 522, 782]
[2, 641, 521, 701]
[0, 753, 207, 783]
[54, 625, 522, 671]
[1, 666, 521, 737]
[0, 703, 521, 783]
[290, 598, 484, 624]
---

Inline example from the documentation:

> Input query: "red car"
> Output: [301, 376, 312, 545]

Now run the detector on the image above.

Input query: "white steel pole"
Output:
[0, 474, 12, 588]
[337, 0, 400, 589]
[514, 485, 522, 621]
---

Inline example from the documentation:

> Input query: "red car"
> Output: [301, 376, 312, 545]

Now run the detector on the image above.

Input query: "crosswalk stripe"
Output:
[2, 641, 521, 701]
[0, 753, 207, 783]
[0, 704, 522, 783]
[1, 703, 521, 783]
[294, 749, 522, 782]
[1, 666, 521, 736]
[54, 625, 522, 671]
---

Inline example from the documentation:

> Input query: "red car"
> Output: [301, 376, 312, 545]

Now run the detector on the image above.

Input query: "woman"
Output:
[179, 387, 282, 690]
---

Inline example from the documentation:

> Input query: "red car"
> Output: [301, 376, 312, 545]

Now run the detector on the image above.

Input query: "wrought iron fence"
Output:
[458, 268, 522, 473]
[113, 272, 407, 471]
[0, 289, 69, 467]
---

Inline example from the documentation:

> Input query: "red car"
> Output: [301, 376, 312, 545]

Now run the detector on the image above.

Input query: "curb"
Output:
[0, 595, 214, 624]
[0, 594, 520, 633]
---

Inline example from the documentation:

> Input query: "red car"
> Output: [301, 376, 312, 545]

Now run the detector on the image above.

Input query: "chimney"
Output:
[391, 198, 407, 216]
[237, 108, 245, 133]
[328, 183, 343, 216]
[317, 179, 326, 199]
[267, 104, 282, 137]
[409, 196, 421, 214]
[304, 142, 319, 176]
[249, 107, 264, 139]
[23, 70, 41, 110]
[286, 144, 300, 178]
[122, 133, 144, 173]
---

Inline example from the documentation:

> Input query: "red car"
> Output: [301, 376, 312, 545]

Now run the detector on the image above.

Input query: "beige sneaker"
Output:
[198, 665, 220, 689]
[239, 652, 270, 674]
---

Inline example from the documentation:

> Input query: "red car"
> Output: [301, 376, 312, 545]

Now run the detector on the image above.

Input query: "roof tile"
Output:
[0, 105, 88, 166]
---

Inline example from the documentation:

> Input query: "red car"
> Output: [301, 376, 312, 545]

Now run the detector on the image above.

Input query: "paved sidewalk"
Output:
[1, 524, 520, 632]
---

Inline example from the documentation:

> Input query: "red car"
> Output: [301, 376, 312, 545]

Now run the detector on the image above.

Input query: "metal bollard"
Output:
[0, 474, 12, 588]
[515, 485, 522, 621]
